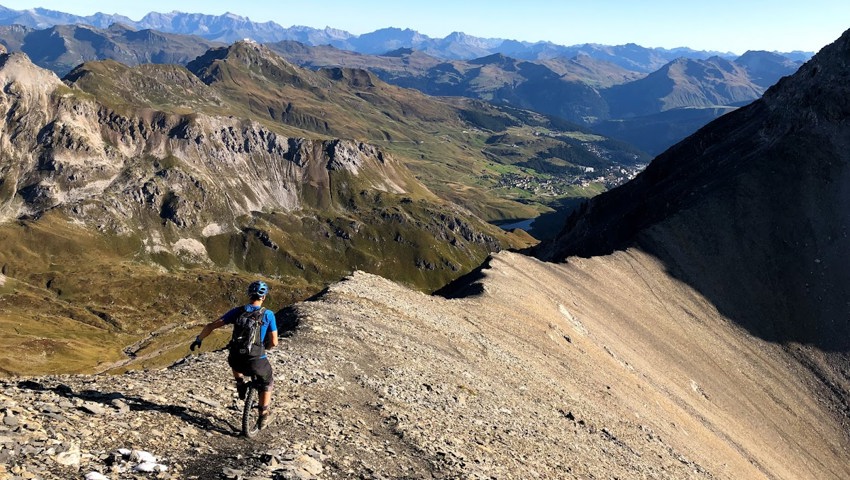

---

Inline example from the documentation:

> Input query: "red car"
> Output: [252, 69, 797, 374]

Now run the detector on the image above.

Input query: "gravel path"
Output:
[1, 251, 848, 479]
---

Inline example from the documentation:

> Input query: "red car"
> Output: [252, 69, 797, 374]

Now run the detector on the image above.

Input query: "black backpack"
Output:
[228, 307, 266, 359]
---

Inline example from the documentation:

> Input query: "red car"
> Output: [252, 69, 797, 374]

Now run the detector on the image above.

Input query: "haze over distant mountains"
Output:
[269, 42, 804, 154]
[0, 16, 807, 157]
[0, 5, 814, 157]
[0, 5, 813, 68]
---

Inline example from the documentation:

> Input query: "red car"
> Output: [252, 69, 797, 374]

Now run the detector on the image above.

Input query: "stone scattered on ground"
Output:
[1, 253, 848, 479]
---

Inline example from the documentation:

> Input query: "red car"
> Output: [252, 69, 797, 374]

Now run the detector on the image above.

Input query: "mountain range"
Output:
[0, 21, 803, 155]
[0, 23, 222, 76]
[0, 22, 655, 218]
[2, 25, 850, 476]
[270, 41, 804, 154]
[0, 7, 809, 156]
[0, 5, 813, 67]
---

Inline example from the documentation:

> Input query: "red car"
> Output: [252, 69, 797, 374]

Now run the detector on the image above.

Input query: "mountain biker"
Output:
[190, 280, 278, 429]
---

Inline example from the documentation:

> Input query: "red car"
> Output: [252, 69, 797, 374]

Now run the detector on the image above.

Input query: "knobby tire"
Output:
[241, 384, 260, 438]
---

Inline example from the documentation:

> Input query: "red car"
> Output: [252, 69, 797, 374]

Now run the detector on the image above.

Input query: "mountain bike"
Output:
[240, 376, 264, 437]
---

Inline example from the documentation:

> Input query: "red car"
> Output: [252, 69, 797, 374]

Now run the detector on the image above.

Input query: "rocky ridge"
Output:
[536, 27, 850, 354]
[0, 50, 411, 236]
[1, 251, 848, 479]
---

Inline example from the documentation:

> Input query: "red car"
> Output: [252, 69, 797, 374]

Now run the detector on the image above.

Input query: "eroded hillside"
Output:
[2, 251, 847, 479]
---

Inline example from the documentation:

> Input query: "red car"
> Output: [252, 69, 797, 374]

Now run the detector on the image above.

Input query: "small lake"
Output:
[494, 218, 535, 231]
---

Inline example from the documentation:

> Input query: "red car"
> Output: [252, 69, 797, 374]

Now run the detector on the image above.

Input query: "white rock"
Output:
[129, 449, 156, 463]
[55, 443, 81, 467]
[133, 462, 168, 473]
[84, 472, 110, 480]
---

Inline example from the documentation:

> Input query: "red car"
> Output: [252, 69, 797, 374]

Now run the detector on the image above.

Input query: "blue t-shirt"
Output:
[221, 305, 277, 358]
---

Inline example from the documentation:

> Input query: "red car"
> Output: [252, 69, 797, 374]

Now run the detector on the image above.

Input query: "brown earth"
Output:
[4, 250, 846, 479]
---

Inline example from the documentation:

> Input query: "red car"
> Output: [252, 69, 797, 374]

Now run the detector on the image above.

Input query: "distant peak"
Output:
[107, 22, 136, 32]
[319, 66, 377, 88]
[228, 39, 272, 55]
[737, 50, 787, 60]
[373, 27, 413, 34]
[187, 40, 301, 85]
[443, 31, 471, 42]
[218, 40, 290, 64]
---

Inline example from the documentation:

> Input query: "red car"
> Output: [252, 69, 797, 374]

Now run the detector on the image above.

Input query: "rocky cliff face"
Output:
[0, 50, 489, 261]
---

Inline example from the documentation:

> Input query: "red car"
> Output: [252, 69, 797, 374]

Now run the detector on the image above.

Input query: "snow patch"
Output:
[142, 235, 169, 254]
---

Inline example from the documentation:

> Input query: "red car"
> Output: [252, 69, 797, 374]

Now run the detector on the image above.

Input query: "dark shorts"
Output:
[228, 355, 274, 392]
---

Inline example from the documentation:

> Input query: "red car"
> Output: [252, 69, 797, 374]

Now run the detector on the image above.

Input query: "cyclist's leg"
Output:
[259, 391, 271, 409]
[227, 356, 250, 399]
[251, 357, 274, 420]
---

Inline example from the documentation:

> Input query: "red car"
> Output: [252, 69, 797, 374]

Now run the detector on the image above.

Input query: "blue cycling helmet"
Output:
[247, 280, 269, 297]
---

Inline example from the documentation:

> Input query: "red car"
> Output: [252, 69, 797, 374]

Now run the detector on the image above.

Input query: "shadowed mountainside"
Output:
[602, 56, 763, 118]
[537, 28, 850, 357]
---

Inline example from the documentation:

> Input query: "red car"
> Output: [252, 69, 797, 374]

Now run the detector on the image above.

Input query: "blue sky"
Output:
[2, 0, 848, 54]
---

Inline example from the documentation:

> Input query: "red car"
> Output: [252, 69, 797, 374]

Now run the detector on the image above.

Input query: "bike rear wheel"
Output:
[241, 384, 260, 437]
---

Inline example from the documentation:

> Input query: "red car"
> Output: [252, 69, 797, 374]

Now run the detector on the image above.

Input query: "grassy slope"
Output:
[0, 213, 316, 375]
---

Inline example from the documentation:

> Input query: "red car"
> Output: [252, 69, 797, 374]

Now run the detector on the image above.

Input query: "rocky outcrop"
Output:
[0, 52, 420, 240]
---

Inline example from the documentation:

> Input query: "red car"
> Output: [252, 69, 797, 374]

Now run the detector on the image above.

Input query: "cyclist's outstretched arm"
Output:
[198, 318, 226, 340]
[190, 318, 226, 350]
